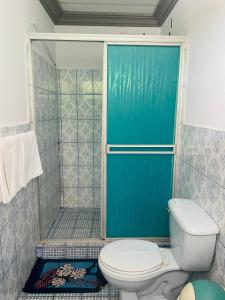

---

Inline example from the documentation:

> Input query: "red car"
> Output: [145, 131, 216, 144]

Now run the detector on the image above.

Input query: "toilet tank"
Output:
[168, 198, 219, 272]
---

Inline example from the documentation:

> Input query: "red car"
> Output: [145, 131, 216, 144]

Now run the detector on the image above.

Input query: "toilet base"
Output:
[117, 270, 189, 300]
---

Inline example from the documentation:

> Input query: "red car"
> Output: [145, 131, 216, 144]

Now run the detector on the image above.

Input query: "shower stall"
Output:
[28, 35, 187, 242]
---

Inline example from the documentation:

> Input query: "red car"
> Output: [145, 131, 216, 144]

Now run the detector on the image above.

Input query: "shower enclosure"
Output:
[28, 35, 187, 242]
[32, 41, 104, 240]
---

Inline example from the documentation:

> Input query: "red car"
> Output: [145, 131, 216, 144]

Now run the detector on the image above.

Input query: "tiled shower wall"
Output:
[175, 123, 225, 286]
[0, 124, 38, 300]
[59, 69, 102, 208]
[33, 52, 61, 239]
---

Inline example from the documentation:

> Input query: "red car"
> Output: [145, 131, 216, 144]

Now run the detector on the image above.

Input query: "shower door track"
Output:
[26, 34, 188, 244]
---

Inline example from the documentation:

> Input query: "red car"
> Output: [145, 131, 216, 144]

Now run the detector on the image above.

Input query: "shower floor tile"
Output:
[47, 208, 101, 239]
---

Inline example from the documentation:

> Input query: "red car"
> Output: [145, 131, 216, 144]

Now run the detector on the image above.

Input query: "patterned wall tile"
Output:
[59, 69, 77, 94]
[0, 248, 3, 283]
[78, 188, 94, 208]
[63, 188, 79, 207]
[94, 188, 101, 208]
[94, 143, 102, 166]
[93, 70, 103, 94]
[77, 70, 93, 94]
[15, 206, 27, 252]
[13, 189, 25, 213]
[33, 52, 56, 92]
[16, 246, 28, 292]
[36, 123, 45, 153]
[94, 166, 102, 188]
[175, 123, 225, 287]
[59, 69, 102, 208]
[79, 166, 94, 188]
[33, 50, 61, 240]
[35, 88, 45, 122]
[63, 166, 78, 188]
[60, 95, 77, 119]
[207, 240, 225, 286]
[94, 119, 102, 142]
[94, 95, 102, 119]
[4, 261, 18, 300]
[61, 119, 78, 143]
[0, 221, 16, 274]
[61, 143, 78, 166]
[0, 142, 40, 296]
[0, 281, 4, 300]
[77, 95, 93, 119]
[0, 202, 14, 233]
[78, 120, 94, 142]
[78, 143, 93, 165]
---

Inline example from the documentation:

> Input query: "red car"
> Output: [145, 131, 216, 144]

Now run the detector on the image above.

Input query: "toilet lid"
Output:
[99, 240, 163, 274]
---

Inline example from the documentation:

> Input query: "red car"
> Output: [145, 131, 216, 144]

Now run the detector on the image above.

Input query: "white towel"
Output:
[0, 131, 43, 204]
[0, 134, 26, 202]
[0, 147, 10, 204]
[23, 131, 43, 184]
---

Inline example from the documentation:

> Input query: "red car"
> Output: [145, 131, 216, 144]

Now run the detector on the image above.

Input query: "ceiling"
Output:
[40, 0, 178, 27]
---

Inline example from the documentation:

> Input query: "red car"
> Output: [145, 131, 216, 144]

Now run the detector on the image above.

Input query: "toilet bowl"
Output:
[99, 199, 219, 300]
[99, 239, 189, 300]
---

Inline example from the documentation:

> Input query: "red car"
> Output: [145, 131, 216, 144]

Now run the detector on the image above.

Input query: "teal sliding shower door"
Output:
[106, 45, 180, 237]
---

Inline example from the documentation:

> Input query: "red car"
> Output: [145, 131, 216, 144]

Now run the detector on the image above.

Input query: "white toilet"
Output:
[99, 198, 219, 300]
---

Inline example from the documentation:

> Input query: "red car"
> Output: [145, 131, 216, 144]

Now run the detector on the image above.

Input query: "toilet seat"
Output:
[99, 240, 163, 276]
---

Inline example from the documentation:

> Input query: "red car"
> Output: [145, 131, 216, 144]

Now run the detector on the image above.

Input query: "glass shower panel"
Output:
[33, 41, 104, 240]
[32, 43, 61, 239]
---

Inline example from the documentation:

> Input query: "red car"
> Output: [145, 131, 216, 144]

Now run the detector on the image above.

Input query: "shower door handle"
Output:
[105, 144, 176, 155]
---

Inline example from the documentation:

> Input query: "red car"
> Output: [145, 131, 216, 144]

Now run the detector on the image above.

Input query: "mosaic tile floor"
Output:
[19, 240, 119, 300]
[20, 214, 170, 300]
[47, 208, 101, 239]
[18, 283, 119, 300]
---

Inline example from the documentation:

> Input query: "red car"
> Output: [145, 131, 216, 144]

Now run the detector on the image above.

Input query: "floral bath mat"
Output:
[23, 258, 107, 293]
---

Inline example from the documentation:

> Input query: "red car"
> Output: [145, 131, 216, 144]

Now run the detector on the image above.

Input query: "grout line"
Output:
[92, 69, 95, 209]
[58, 70, 64, 207]
[75, 70, 80, 208]
[34, 85, 57, 94]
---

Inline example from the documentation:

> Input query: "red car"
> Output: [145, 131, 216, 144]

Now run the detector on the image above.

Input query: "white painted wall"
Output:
[55, 25, 161, 69]
[161, 0, 225, 131]
[55, 25, 161, 35]
[0, 0, 54, 127]
[56, 41, 103, 69]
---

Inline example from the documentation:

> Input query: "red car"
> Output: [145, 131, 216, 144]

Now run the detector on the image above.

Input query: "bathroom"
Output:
[0, 0, 225, 299]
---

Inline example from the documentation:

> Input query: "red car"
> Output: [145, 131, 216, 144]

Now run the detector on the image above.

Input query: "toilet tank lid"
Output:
[168, 198, 219, 236]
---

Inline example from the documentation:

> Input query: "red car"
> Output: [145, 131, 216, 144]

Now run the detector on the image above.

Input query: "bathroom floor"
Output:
[48, 208, 101, 239]
[19, 239, 170, 300]
[19, 240, 119, 300]
[18, 284, 119, 300]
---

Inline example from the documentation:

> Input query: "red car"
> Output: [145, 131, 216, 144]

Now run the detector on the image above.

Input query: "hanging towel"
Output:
[0, 131, 43, 204]
[0, 147, 11, 204]
[0, 134, 26, 202]
[22, 131, 43, 185]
